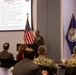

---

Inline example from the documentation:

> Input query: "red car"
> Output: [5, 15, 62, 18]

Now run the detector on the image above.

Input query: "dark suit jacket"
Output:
[13, 59, 42, 75]
[0, 50, 14, 60]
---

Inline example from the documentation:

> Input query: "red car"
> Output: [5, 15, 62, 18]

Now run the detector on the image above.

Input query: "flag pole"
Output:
[26, 13, 29, 22]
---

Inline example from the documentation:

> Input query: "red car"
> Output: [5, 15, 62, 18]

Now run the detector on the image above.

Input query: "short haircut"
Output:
[36, 30, 40, 33]
[3, 43, 9, 50]
[38, 46, 47, 55]
[24, 48, 35, 60]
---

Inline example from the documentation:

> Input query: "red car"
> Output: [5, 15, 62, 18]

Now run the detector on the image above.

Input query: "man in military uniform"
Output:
[66, 46, 76, 67]
[33, 46, 58, 75]
[34, 30, 44, 46]
[66, 57, 76, 67]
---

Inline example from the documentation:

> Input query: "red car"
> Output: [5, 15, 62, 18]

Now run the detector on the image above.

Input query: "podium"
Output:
[27, 44, 39, 57]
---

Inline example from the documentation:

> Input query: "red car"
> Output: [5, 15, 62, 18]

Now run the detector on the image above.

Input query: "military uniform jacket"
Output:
[33, 56, 58, 74]
[34, 35, 44, 46]
[66, 57, 76, 67]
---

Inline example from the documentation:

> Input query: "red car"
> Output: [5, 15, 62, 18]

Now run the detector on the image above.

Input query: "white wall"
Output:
[0, 31, 24, 58]
[62, 0, 76, 60]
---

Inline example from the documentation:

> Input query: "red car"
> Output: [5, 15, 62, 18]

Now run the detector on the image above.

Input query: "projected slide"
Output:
[0, 0, 31, 31]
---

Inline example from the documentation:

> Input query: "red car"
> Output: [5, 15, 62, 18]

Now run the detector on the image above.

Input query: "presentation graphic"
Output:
[0, 0, 31, 31]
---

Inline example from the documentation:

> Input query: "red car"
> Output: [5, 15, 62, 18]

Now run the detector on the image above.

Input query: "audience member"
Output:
[66, 46, 76, 67]
[34, 30, 44, 46]
[0, 42, 14, 60]
[33, 46, 58, 75]
[16, 44, 28, 61]
[70, 46, 76, 58]
[12, 48, 42, 75]
[66, 57, 76, 67]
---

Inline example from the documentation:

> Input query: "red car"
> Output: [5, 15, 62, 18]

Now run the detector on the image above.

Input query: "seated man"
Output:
[33, 46, 58, 75]
[66, 46, 76, 67]
[70, 46, 76, 58]
[12, 48, 42, 75]
[0, 42, 14, 60]
[67, 58, 76, 67]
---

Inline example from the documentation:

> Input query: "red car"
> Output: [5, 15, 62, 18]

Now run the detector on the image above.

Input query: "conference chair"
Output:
[65, 67, 75, 75]
[73, 67, 76, 75]
[38, 65, 54, 75]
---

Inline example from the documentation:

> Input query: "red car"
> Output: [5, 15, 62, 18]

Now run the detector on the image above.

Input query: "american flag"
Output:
[24, 14, 34, 44]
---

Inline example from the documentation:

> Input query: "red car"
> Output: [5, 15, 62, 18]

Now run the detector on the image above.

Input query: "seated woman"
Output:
[16, 44, 28, 61]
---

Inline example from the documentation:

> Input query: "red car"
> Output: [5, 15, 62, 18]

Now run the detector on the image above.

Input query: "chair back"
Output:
[65, 67, 75, 75]
[73, 67, 76, 75]
[38, 65, 54, 75]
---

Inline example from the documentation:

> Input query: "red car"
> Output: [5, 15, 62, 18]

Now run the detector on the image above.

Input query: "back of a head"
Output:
[38, 46, 47, 55]
[24, 48, 35, 60]
[3, 43, 9, 51]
